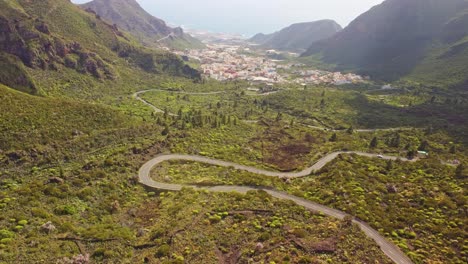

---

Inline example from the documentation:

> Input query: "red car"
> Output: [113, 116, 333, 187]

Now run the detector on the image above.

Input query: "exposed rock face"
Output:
[0, 15, 114, 79]
[0, 16, 32, 66]
[35, 20, 50, 34]
[0, 0, 200, 93]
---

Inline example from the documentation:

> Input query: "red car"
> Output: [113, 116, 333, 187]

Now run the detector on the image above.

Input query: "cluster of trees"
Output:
[156, 107, 239, 135]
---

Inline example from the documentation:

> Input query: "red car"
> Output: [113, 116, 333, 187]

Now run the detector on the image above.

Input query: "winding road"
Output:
[133, 89, 418, 133]
[305, 125, 417, 133]
[134, 88, 416, 263]
[138, 152, 414, 264]
[132, 89, 225, 117]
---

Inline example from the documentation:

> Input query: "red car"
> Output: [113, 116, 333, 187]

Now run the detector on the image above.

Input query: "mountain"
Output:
[250, 20, 342, 52]
[0, 0, 199, 96]
[80, 0, 205, 50]
[250, 33, 271, 44]
[302, 0, 468, 88]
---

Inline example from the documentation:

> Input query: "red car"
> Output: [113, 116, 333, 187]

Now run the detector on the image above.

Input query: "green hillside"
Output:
[0, 83, 134, 151]
[250, 20, 342, 52]
[405, 10, 468, 88]
[0, 0, 199, 97]
[302, 0, 468, 88]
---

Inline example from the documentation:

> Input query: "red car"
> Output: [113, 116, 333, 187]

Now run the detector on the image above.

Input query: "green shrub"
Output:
[93, 248, 115, 259]
[155, 244, 171, 258]
[258, 232, 271, 242]
[31, 208, 50, 218]
[298, 257, 313, 264]
[0, 238, 13, 244]
[55, 205, 77, 215]
[0, 230, 14, 239]
[292, 228, 308, 238]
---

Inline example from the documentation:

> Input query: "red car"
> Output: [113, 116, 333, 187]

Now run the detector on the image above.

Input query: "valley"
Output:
[0, 0, 467, 264]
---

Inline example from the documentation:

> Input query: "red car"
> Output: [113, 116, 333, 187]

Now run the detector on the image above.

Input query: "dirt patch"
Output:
[131, 201, 161, 226]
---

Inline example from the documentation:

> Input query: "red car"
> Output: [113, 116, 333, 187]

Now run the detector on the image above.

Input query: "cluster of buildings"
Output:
[174, 44, 285, 83]
[174, 44, 366, 85]
[293, 69, 366, 86]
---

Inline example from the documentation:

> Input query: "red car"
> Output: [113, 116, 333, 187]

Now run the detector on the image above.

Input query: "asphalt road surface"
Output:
[138, 152, 414, 264]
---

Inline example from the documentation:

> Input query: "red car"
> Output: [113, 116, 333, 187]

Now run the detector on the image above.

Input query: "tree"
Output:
[320, 99, 326, 108]
[390, 133, 401, 148]
[450, 145, 457, 154]
[370, 137, 378, 148]
[418, 140, 429, 152]
[347, 126, 354, 134]
[329, 133, 338, 142]
[455, 164, 465, 179]
[163, 107, 168, 119]
[156, 117, 163, 125]
[425, 125, 434, 135]
[407, 149, 418, 160]
[161, 124, 169, 136]
[386, 160, 394, 171]
[275, 112, 283, 122]
[177, 108, 183, 118]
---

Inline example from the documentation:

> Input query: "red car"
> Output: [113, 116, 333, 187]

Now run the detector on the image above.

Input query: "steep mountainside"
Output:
[250, 20, 342, 52]
[81, 0, 205, 50]
[0, 0, 199, 96]
[302, 0, 468, 88]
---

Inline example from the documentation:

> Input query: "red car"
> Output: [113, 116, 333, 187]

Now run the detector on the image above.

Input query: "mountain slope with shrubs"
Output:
[0, 0, 199, 97]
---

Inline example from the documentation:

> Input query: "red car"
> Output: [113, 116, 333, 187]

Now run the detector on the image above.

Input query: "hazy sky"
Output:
[72, 0, 384, 36]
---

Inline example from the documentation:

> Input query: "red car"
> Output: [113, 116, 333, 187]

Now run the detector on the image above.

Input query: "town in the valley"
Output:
[174, 43, 367, 86]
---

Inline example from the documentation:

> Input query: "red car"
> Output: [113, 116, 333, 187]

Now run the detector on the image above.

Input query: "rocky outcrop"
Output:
[0, 15, 115, 80]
